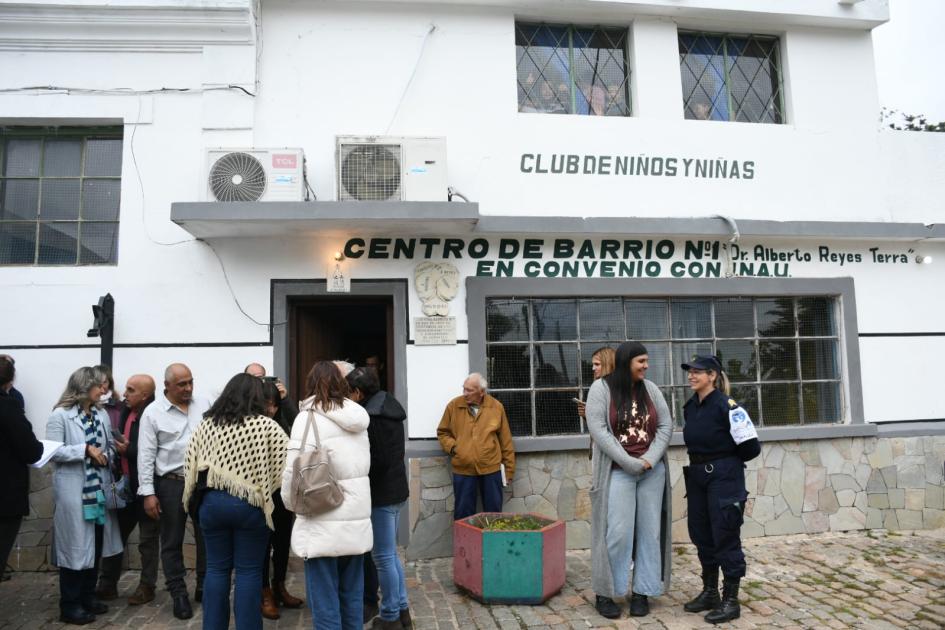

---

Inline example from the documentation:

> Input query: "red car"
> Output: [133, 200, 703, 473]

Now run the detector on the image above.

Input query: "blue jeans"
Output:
[606, 460, 665, 597]
[371, 503, 409, 621]
[304, 555, 363, 630]
[452, 470, 503, 520]
[199, 490, 270, 630]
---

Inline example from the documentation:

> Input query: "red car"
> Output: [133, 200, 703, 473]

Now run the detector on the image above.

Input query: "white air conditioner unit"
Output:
[205, 148, 305, 202]
[336, 136, 447, 202]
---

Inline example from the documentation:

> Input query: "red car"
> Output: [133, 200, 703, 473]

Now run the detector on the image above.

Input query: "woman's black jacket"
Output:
[0, 395, 44, 517]
[364, 390, 409, 507]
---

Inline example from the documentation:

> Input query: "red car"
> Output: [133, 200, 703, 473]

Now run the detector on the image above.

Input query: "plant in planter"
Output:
[453, 512, 566, 604]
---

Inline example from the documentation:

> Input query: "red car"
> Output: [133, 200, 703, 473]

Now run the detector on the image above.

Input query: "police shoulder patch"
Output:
[728, 406, 758, 445]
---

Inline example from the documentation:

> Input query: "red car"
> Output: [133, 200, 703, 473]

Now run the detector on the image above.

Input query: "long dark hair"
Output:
[204, 373, 267, 426]
[603, 341, 654, 421]
[304, 361, 350, 412]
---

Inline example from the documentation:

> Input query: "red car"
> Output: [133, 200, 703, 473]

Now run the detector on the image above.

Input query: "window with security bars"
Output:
[485, 296, 842, 437]
[0, 127, 123, 265]
[516, 23, 631, 116]
[679, 32, 784, 123]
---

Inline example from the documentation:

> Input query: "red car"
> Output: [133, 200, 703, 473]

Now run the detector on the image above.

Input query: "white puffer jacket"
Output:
[281, 397, 373, 559]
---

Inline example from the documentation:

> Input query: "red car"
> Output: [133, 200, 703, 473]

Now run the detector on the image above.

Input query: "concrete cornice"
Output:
[0, 2, 253, 53]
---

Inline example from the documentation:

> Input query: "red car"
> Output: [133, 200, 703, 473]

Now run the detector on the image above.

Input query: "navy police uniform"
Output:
[682, 387, 759, 577]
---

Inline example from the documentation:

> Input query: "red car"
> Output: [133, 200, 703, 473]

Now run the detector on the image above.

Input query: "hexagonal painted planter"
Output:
[453, 512, 566, 604]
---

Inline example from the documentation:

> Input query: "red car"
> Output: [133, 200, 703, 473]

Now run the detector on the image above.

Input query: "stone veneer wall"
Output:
[404, 435, 945, 560]
[10, 435, 945, 569]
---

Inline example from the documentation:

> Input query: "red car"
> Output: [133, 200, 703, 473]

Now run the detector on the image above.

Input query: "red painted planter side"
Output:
[541, 520, 567, 601]
[453, 518, 483, 597]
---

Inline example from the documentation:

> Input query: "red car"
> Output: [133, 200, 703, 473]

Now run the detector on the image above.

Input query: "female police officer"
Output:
[680, 356, 760, 624]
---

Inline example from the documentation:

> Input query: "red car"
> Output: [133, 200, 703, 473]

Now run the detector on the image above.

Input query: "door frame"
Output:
[272, 279, 409, 416]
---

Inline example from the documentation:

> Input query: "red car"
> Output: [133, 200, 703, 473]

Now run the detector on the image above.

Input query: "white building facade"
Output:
[1, 0, 943, 565]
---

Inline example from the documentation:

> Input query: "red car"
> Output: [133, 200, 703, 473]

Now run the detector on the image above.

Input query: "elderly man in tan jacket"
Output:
[436, 373, 516, 520]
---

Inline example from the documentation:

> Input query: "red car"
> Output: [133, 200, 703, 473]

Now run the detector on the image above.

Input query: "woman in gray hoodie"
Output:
[586, 341, 672, 620]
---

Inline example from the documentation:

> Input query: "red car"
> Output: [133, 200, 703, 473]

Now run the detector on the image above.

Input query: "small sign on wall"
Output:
[326, 262, 350, 293]
[415, 316, 457, 345]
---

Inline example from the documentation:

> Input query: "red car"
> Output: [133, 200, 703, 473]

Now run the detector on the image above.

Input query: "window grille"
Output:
[516, 23, 631, 116]
[485, 296, 842, 437]
[679, 32, 784, 123]
[0, 127, 123, 266]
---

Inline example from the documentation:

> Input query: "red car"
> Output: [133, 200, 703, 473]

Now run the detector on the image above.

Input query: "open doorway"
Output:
[286, 296, 394, 403]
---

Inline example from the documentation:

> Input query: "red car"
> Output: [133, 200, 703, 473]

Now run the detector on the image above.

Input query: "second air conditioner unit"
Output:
[336, 136, 447, 202]
[205, 148, 305, 202]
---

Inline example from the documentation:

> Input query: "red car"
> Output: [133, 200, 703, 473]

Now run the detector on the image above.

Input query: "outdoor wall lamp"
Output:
[333, 251, 345, 261]
[916, 255, 933, 265]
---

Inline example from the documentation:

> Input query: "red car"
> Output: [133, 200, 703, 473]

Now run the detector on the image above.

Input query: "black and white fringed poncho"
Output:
[183, 414, 288, 529]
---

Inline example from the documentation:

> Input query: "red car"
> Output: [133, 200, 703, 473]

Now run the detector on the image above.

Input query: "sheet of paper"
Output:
[500, 463, 507, 487]
[31, 439, 63, 468]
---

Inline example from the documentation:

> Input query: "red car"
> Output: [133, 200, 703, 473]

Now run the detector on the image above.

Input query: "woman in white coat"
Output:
[47, 366, 123, 625]
[282, 360, 371, 630]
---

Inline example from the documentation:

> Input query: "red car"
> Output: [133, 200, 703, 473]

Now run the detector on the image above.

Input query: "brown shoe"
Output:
[273, 581, 303, 608]
[127, 583, 155, 606]
[262, 587, 280, 620]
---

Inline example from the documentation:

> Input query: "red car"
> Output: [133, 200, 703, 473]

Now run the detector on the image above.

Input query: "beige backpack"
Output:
[285, 408, 344, 516]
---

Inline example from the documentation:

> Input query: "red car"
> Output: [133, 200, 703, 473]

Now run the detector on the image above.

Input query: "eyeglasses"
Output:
[687, 369, 708, 376]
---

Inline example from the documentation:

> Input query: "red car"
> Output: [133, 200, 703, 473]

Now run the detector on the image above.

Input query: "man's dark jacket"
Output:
[117, 395, 155, 496]
[364, 391, 408, 507]
[0, 395, 44, 516]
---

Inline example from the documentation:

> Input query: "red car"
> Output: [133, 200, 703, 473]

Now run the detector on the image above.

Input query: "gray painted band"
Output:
[875, 420, 945, 438]
[171, 201, 944, 241]
[404, 422, 878, 458]
[172, 200, 479, 222]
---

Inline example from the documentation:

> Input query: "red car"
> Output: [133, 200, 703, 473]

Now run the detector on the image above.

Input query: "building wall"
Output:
[2, 0, 945, 568]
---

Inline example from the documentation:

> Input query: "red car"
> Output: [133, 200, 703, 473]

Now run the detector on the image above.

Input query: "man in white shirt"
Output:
[137, 363, 210, 620]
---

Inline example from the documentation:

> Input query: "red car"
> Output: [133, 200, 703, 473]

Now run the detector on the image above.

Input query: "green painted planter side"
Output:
[481, 531, 543, 602]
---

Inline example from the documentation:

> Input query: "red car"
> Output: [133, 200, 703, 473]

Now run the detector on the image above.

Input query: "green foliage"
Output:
[469, 514, 551, 531]
[882, 108, 945, 132]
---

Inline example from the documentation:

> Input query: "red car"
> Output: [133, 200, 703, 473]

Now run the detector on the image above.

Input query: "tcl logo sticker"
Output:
[272, 154, 297, 169]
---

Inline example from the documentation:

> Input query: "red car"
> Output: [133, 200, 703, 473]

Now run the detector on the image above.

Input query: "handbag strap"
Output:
[298, 407, 322, 452]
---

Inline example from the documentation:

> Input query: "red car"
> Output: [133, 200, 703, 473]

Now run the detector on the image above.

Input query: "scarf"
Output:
[81, 410, 107, 524]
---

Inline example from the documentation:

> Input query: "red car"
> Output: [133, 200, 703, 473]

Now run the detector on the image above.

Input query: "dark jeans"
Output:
[261, 492, 292, 586]
[155, 475, 206, 596]
[452, 471, 503, 521]
[199, 490, 270, 630]
[98, 499, 160, 589]
[304, 555, 363, 630]
[59, 525, 103, 614]
[0, 516, 22, 574]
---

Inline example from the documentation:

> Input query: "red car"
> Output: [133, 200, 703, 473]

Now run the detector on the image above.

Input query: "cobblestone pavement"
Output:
[1, 530, 943, 629]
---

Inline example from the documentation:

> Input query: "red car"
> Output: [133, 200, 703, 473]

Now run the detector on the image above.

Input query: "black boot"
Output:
[684, 565, 720, 613]
[628, 592, 649, 617]
[595, 595, 621, 619]
[704, 576, 740, 624]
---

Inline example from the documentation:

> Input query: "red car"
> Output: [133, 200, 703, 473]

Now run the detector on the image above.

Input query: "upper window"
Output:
[516, 23, 631, 116]
[485, 296, 842, 437]
[0, 127, 123, 266]
[679, 32, 784, 124]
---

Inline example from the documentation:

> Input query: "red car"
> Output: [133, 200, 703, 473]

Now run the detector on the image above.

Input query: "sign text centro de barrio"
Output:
[343, 237, 912, 279]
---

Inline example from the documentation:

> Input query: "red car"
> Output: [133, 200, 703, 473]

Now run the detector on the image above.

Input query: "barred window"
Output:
[516, 23, 631, 116]
[485, 296, 842, 437]
[679, 32, 784, 124]
[0, 127, 123, 265]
